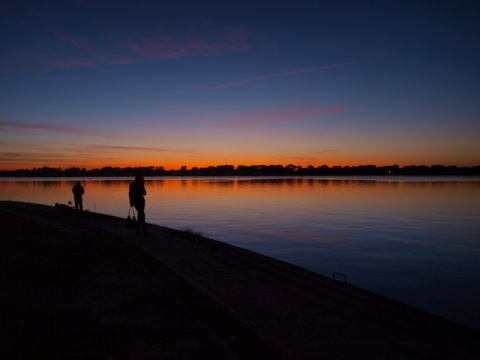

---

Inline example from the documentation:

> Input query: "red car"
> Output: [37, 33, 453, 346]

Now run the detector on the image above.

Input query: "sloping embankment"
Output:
[1, 200, 479, 359]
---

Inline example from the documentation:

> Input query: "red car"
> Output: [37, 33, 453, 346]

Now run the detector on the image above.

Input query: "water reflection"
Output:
[1, 176, 480, 329]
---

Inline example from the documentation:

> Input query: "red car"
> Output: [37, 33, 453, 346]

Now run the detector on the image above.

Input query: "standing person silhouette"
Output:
[72, 181, 85, 211]
[129, 173, 148, 235]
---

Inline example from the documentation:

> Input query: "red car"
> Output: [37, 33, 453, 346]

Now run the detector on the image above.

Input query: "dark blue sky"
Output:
[1, 0, 479, 169]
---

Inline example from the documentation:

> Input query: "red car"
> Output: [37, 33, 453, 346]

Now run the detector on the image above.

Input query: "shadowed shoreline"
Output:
[1, 200, 479, 359]
[1, 164, 480, 177]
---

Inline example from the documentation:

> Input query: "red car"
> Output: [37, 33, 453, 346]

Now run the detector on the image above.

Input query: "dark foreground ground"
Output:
[1, 201, 479, 359]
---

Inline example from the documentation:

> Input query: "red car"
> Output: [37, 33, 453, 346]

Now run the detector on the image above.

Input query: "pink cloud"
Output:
[153, 102, 348, 131]
[215, 105, 349, 130]
[232, 128, 334, 140]
[195, 63, 350, 93]
[89, 144, 196, 154]
[119, 29, 251, 60]
[314, 149, 340, 155]
[277, 151, 340, 164]
[1, 27, 251, 73]
[0, 120, 110, 137]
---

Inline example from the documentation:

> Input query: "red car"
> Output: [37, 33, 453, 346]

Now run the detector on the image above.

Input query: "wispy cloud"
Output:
[213, 105, 349, 130]
[279, 151, 339, 164]
[0, 120, 110, 137]
[153, 102, 348, 130]
[119, 28, 251, 60]
[89, 144, 195, 154]
[314, 149, 339, 154]
[147, 103, 349, 142]
[195, 63, 350, 93]
[1, 26, 251, 73]
[0, 138, 198, 170]
[30, 29, 250, 71]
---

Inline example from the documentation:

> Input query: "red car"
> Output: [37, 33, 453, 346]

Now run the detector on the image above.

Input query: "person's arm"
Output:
[129, 184, 134, 206]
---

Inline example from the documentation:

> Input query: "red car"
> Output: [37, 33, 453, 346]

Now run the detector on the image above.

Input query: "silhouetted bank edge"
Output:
[0, 200, 285, 359]
[1, 164, 480, 177]
[2, 200, 480, 359]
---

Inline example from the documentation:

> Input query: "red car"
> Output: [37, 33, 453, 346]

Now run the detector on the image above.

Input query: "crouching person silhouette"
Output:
[72, 181, 84, 210]
[129, 173, 148, 235]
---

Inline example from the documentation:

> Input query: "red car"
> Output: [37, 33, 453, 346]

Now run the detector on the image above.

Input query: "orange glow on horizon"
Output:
[1, 157, 478, 172]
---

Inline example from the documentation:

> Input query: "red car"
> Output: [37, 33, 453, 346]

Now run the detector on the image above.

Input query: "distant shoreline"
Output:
[1, 163, 480, 177]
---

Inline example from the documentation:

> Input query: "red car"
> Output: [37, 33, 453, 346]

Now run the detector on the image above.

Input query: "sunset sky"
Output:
[1, 0, 479, 170]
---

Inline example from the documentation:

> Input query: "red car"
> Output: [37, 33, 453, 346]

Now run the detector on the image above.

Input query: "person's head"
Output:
[135, 173, 144, 183]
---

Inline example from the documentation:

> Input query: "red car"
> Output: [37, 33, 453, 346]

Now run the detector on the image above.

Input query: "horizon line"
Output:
[1, 163, 478, 173]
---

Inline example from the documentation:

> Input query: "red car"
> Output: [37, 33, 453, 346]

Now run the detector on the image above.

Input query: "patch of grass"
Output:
[182, 227, 204, 238]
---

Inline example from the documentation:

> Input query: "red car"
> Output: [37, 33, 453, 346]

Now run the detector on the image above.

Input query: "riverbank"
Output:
[1, 200, 479, 359]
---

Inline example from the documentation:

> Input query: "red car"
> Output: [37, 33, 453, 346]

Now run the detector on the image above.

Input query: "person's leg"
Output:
[138, 209, 147, 234]
[137, 199, 147, 234]
[134, 204, 144, 234]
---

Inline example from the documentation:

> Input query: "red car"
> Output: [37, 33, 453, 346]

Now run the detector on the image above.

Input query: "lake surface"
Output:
[1, 176, 479, 330]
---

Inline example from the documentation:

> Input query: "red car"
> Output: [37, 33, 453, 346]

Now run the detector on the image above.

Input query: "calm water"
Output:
[1, 176, 480, 330]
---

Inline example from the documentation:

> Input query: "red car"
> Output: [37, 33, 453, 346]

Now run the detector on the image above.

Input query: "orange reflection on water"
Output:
[2, 176, 480, 331]
[1, 177, 479, 217]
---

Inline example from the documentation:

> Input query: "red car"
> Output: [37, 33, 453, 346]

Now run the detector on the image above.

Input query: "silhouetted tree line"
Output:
[1, 164, 479, 177]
